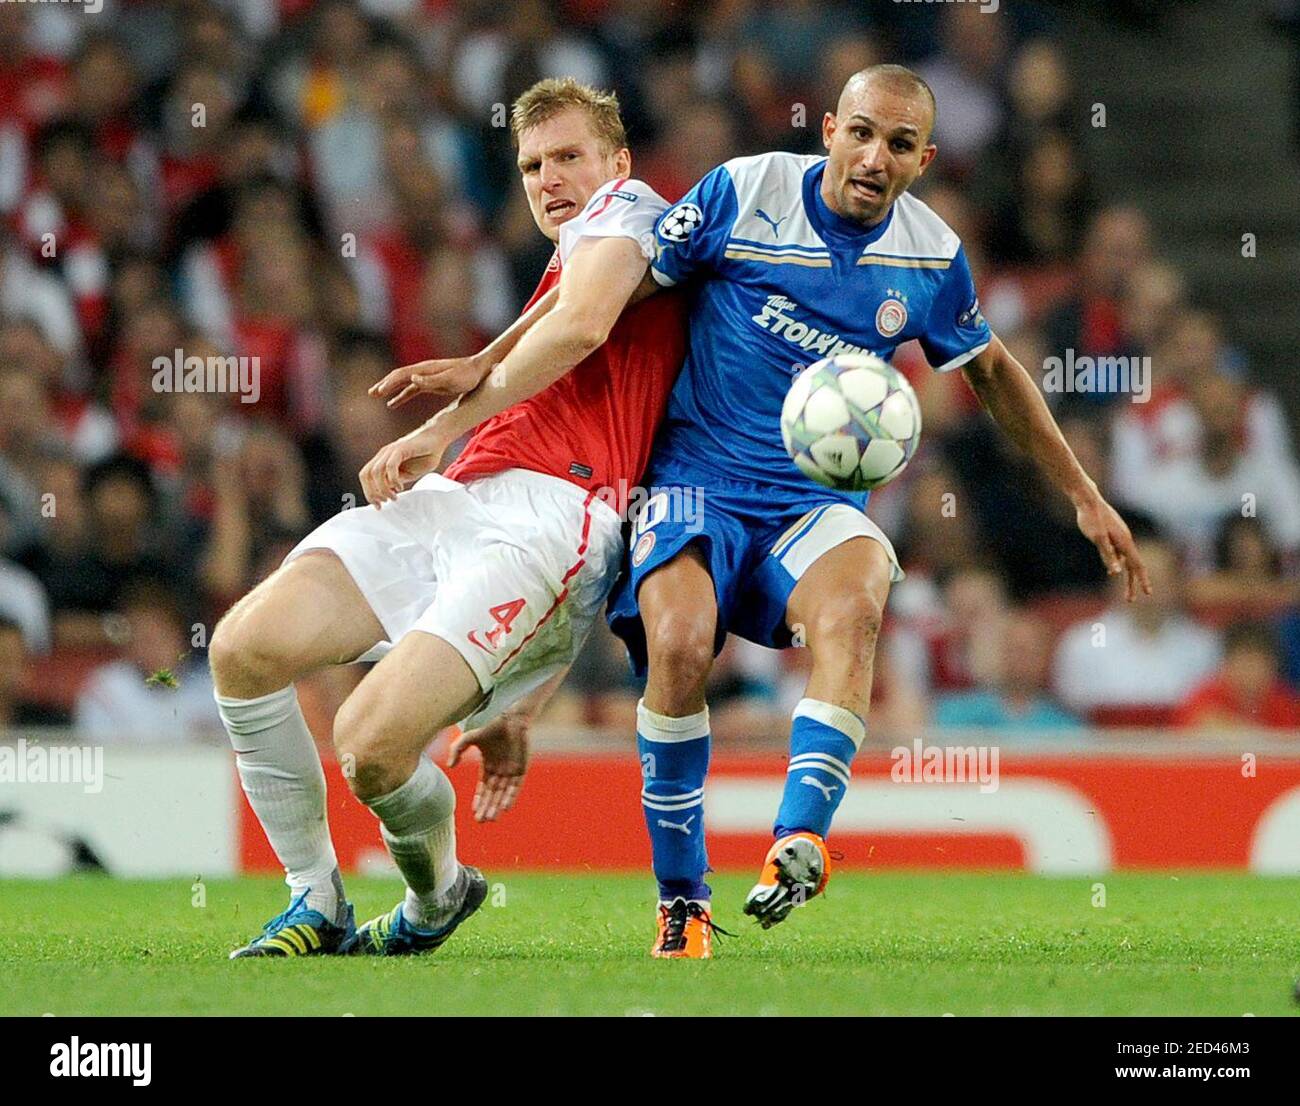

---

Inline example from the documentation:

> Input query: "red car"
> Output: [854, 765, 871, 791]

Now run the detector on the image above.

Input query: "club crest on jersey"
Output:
[660, 202, 703, 242]
[875, 297, 908, 338]
[632, 530, 656, 567]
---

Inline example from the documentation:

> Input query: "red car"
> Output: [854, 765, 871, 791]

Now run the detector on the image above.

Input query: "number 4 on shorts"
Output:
[469, 598, 527, 652]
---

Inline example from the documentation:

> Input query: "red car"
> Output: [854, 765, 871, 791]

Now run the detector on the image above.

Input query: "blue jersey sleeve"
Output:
[649, 165, 739, 287]
[918, 245, 992, 372]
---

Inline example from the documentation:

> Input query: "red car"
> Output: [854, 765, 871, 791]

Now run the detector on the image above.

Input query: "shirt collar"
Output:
[804, 159, 895, 246]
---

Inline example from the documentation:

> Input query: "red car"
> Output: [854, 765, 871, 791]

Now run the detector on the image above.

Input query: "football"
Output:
[780, 352, 922, 491]
[659, 201, 703, 241]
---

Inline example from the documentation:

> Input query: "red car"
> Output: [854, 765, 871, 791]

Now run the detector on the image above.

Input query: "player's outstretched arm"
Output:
[369, 285, 561, 408]
[435, 234, 649, 435]
[960, 335, 1152, 602]
[360, 235, 649, 504]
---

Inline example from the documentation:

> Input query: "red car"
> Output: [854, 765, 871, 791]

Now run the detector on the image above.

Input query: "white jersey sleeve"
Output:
[558, 177, 666, 264]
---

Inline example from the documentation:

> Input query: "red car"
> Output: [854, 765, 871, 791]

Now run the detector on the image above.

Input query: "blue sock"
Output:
[774, 699, 864, 840]
[637, 699, 711, 902]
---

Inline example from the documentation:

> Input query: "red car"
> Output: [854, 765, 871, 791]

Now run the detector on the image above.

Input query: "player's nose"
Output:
[539, 161, 565, 191]
[859, 137, 889, 174]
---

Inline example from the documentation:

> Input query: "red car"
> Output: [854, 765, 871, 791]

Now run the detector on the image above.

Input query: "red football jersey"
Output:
[444, 178, 687, 496]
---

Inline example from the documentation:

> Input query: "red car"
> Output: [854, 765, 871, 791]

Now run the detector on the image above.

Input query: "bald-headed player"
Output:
[598, 64, 1150, 955]
[378, 65, 1150, 959]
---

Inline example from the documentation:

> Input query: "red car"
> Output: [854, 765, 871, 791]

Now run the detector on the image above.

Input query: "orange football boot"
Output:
[742, 831, 832, 928]
[651, 898, 720, 959]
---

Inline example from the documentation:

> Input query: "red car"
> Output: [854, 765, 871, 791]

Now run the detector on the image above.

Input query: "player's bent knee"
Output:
[645, 611, 715, 682]
[210, 600, 299, 698]
[337, 746, 396, 802]
[332, 698, 403, 800]
[210, 606, 283, 697]
[207, 615, 240, 683]
[808, 587, 885, 658]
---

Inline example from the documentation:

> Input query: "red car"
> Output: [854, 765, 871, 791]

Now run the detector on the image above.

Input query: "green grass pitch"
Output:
[3, 872, 1298, 1016]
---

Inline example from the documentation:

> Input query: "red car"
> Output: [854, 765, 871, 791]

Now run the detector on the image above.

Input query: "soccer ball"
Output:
[780, 352, 922, 491]
[660, 202, 703, 242]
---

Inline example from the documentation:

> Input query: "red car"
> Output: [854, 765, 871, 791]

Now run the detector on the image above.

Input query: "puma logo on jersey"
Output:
[656, 814, 696, 835]
[751, 294, 871, 359]
[799, 775, 839, 802]
[755, 208, 788, 237]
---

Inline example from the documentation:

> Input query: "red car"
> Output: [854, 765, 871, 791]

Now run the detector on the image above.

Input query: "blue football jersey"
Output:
[649, 152, 992, 500]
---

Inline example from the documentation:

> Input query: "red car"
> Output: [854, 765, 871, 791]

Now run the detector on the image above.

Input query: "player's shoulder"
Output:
[581, 176, 669, 216]
[717, 150, 824, 198]
[872, 191, 963, 264]
[702, 152, 824, 244]
[563, 176, 669, 261]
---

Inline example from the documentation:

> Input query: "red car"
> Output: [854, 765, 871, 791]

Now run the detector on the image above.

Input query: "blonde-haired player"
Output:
[214, 79, 688, 957]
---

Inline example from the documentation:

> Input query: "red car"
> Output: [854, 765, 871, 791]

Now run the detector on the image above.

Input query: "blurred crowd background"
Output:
[2, 0, 1299, 748]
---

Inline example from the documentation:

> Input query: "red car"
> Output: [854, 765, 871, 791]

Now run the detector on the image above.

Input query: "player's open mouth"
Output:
[545, 198, 577, 220]
[851, 179, 886, 200]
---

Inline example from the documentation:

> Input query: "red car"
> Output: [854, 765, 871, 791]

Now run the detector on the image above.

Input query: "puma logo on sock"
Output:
[799, 775, 838, 802]
[656, 814, 697, 835]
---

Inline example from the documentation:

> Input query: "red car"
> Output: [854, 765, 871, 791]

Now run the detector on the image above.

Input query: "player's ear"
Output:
[613, 146, 632, 178]
[916, 143, 937, 176]
[821, 112, 837, 152]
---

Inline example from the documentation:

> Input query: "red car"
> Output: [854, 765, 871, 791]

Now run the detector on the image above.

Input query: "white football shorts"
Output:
[284, 467, 623, 728]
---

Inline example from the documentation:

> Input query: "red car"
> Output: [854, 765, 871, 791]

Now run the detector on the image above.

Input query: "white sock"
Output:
[363, 758, 461, 928]
[216, 686, 342, 920]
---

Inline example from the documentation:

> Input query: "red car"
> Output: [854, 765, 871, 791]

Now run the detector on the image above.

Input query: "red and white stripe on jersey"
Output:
[557, 176, 664, 265]
[583, 176, 629, 219]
